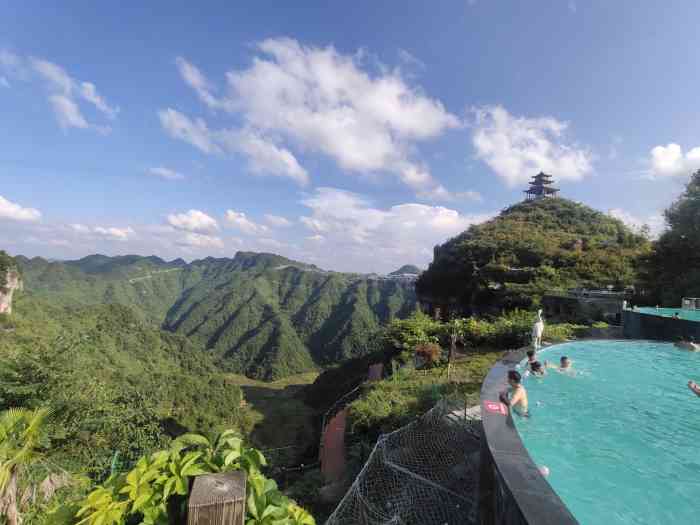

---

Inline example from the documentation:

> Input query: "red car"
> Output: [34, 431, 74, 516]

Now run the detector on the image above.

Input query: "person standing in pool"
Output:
[500, 370, 529, 416]
[526, 349, 536, 364]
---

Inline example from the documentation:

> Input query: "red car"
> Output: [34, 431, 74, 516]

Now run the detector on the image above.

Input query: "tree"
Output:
[0, 407, 50, 525]
[442, 318, 468, 381]
[643, 169, 700, 304]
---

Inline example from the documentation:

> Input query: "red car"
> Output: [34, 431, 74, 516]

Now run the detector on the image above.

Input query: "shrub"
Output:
[414, 343, 442, 368]
[48, 430, 315, 525]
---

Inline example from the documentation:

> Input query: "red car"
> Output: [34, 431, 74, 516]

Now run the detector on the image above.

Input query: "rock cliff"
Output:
[0, 269, 22, 314]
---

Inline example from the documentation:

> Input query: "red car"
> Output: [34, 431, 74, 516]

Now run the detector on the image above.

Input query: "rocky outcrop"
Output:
[0, 269, 22, 315]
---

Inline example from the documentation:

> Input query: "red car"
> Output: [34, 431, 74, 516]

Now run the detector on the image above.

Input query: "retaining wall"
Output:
[622, 309, 700, 340]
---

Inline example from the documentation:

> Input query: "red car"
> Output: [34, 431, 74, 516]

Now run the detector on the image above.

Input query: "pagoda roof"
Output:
[524, 186, 559, 194]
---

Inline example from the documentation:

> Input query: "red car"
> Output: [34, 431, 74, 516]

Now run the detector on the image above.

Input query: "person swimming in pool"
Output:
[529, 360, 546, 376]
[545, 356, 572, 370]
[688, 380, 700, 397]
[675, 337, 700, 352]
[500, 370, 529, 416]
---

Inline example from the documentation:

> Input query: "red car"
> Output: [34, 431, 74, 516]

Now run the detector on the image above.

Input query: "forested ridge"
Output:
[16, 251, 418, 380]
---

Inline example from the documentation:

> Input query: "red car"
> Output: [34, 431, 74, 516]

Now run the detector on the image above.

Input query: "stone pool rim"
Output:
[479, 343, 579, 525]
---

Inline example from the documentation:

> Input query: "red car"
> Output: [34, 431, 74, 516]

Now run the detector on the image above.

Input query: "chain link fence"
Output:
[325, 400, 482, 525]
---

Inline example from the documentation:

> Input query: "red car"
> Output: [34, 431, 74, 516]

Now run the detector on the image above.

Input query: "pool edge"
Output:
[479, 344, 579, 525]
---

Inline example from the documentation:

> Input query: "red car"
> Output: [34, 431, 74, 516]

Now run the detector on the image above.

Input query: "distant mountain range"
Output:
[17, 252, 418, 379]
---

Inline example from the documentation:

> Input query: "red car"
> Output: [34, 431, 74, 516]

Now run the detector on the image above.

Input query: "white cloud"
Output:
[148, 167, 185, 180]
[80, 82, 118, 119]
[229, 129, 309, 185]
[159, 108, 221, 154]
[225, 210, 269, 235]
[70, 223, 91, 233]
[49, 94, 89, 129]
[69, 223, 135, 241]
[608, 209, 666, 238]
[167, 209, 219, 233]
[0, 195, 41, 222]
[171, 38, 460, 198]
[454, 190, 483, 202]
[258, 237, 288, 249]
[29, 57, 118, 131]
[649, 143, 700, 178]
[178, 232, 224, 249]
[264, 214, 293, 227]
[175, 57, 223, 110]
[158, 110, 308, 185]
[299, 187, 492, 269]
[92, 226, 135, 241]
[472, 105, 593, 187]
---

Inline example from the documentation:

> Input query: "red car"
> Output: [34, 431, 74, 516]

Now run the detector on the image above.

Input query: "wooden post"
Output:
[187, 472, 246, 525]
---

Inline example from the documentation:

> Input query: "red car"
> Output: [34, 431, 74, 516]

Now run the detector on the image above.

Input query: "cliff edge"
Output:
[0, 251, 22, 315]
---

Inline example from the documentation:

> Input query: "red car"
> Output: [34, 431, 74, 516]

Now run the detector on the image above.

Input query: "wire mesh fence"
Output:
[325, 400, 482, 525]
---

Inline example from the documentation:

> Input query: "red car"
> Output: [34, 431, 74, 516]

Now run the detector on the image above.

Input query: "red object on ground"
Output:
[320, 408, 347, 483]
[367, 363, 383, 382]
[484, 400, 507, 415]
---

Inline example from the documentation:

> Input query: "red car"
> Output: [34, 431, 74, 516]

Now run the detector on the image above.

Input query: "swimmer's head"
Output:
[507, 370, 522, 386]
[530, 361, 544, 374]
[526, 349, 535, 360]
[560, 356, 570, 368]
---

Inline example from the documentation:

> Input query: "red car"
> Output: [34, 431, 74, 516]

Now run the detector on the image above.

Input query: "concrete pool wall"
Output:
[622, 308, 700, 340]
[479, 348, 578, 525]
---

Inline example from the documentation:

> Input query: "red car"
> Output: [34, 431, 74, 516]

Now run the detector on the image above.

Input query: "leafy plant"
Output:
[55, 430, 315, 525]
[0, 407, 51, 525]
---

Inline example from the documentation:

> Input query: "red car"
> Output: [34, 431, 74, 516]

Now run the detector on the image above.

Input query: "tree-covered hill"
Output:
[16, 251, 418, 379]
[416, 198, 650, 314]
[0, 294, 249, 476]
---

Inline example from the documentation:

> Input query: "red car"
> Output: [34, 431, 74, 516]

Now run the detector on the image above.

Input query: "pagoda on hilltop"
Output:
[524, 171, 560, 201]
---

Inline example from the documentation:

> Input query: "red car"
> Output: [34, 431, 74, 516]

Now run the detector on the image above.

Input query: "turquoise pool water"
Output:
[515, 340, 700, 525]
[635, 306, 700, 322]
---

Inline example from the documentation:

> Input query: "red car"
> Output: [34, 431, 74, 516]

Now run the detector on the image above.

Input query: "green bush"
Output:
[48, 430, 315, 525]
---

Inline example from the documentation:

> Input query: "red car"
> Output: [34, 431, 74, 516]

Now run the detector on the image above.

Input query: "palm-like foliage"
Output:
[0, 407, 50, 525]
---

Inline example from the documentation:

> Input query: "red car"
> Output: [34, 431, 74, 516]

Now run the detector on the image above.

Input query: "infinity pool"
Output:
[635, 306, 700, 321]
[515, 340, 700, 524]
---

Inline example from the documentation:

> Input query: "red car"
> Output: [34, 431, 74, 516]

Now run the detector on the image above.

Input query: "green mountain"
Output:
[416, 198, 650, 314]
[17, 251, 418, 379]
[0, 294, 247, 475]
[389, 264, 421, 275]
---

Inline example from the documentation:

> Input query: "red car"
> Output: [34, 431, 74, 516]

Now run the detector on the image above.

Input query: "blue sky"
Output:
[2, 1, 699, 272]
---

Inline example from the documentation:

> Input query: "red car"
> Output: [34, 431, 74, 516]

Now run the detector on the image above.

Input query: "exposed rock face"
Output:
[0, 270, 22, 314]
